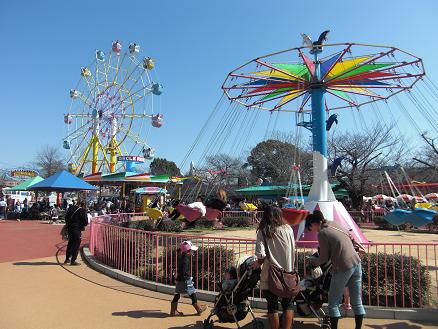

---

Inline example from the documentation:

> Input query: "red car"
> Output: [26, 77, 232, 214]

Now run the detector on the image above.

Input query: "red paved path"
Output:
[0, 220, 89, 262]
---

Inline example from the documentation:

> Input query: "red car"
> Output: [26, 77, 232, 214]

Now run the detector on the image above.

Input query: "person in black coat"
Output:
[204, 188, 227, 211]
[64, 201, 88, 265]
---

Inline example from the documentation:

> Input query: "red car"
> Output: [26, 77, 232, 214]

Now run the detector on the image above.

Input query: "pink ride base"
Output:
[293, 200, 368, 247]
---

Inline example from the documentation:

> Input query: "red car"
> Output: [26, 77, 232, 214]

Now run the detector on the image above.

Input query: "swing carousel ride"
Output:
[181, 30, 438, 242]
[63, 40, 164, 176]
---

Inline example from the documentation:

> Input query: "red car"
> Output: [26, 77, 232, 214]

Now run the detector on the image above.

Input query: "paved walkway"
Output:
[1, 220, 437, 329]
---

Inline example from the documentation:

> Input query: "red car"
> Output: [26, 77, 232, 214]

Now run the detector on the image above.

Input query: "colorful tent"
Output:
[5, 176, 44, 191]
[28, 170, 97, 192]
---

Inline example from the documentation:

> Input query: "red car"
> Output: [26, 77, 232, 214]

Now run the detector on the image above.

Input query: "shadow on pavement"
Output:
[367, 323, 426, 329]
[112, 310, 170, 319]
[168, 319, 271, 329]
[13, 261, 60, 266]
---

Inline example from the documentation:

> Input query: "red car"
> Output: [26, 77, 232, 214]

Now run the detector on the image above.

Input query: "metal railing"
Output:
[89, 214, 438, 309]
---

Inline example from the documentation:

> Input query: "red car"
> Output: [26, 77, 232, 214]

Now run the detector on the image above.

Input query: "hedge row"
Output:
[296, 251, 430, 307]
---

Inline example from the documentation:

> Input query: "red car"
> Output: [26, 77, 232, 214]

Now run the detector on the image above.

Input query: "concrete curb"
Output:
[82, 247, 437, 322]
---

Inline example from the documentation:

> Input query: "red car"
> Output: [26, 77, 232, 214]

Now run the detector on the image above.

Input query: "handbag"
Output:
[262, 232, 300, 298]
[60, 225, 69, 241]
[61, 207, 82, 241]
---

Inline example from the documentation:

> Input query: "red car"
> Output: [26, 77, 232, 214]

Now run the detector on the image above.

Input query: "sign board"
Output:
[117, 156, 145, 163]
[10, 169, 38, 178]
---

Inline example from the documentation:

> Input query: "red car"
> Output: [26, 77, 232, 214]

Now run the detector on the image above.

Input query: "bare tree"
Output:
[34, 145, 65, 178]
[203, 154, 250, 187]
[413, 133, 438, 170]
[329, 124, 405, 209]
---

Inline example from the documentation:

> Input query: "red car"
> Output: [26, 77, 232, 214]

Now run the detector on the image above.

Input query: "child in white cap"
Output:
[170, 240, 207, 316]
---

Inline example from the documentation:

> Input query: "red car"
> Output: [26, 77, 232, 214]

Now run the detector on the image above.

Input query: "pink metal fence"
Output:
[89, 215, 438, 309]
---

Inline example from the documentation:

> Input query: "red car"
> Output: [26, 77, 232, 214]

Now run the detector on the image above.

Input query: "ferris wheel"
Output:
[63, 40, 164, 175]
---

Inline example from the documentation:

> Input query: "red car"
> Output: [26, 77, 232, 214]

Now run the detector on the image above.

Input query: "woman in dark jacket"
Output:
[306, 211, 365, 329]
[205, 188, 227, 211]
[64, 201, 88, 265]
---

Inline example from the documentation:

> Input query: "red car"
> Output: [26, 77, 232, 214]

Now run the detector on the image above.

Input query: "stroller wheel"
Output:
[203, 319, 214, 329]
[321, 315, 331, 329]
[252, 319, 264, 329]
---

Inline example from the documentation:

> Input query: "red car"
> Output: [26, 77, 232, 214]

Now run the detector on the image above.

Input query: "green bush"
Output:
[194, 217, 215, 229]
[119, 221, 131, 228]
[373, 216, 413, 231]
[163, 245, 236, 291]
[426, 215, 438, 231]
[135, 219, 156, 231]
[361, 252, 429, 307]
[373, 216, 392, 229]
[221, 216, 252, 227]
[352, 216, 362, 224]
[118, 219, 156, 231]
[295, 251, 430, 307]
[156, 219, 182, 232]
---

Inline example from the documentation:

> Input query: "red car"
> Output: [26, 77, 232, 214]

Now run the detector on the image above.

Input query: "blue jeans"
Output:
[328, 263, 366, 317]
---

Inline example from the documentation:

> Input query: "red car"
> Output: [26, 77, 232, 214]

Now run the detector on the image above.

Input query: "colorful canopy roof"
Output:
[223, 44, 424, 112]
[28, 170, 97, 192]
[6, 176, 44, 191]
[83, 171, 178, 184]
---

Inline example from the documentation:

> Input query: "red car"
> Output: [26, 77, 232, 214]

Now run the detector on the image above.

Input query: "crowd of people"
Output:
[0, 196, 51, 220]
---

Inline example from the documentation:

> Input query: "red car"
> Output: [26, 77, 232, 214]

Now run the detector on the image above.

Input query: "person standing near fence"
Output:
[205, 188, 227, 211]
[0, 198, 6, 219]
[306, 211, 365, 329]
[64, 201, 88, 265]
[170, 240, 207, 317]
[253, 206, 296, 329]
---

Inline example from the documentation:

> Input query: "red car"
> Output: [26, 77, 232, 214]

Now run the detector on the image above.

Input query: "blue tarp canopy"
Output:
[28, 170, 97, 192]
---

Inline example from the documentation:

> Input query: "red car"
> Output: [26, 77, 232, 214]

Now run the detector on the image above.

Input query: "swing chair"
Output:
[383, 169, 437, 228]
[146, 208, 163, 220]
[174, 175, 225, 223]
[282, 164, 309, 225]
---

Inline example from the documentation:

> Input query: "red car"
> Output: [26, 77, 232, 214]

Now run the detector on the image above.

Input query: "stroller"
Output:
[294, 255, 333, 328]
[203, 256, 264, 329]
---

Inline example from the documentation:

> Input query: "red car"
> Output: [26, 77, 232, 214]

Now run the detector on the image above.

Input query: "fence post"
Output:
[89, 221, 94, 255]
[155, 235, 159, 283]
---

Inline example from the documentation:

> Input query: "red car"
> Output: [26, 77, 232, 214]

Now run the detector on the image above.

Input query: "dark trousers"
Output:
[66, 228, 82, 263]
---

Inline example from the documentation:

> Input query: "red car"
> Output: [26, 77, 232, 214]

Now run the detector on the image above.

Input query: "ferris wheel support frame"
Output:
[92, 134, 99, 173]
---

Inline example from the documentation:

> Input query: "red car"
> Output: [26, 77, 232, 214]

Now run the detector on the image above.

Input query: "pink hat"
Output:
[180, 240, 198, 253]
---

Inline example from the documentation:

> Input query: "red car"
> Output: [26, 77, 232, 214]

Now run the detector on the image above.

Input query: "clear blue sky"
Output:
[1, 0, 438, 170]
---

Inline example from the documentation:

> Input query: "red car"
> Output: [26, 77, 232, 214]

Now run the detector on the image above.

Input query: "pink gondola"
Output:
[205, 208, 222, 220]
[176, 204, 202, 222]
[281, 208, 309, 226]
[425, 193, 438, 200]
[176, 205, 222, 222]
